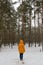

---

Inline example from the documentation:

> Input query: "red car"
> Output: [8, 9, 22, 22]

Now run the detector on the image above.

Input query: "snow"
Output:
[0, 44, 43, 65]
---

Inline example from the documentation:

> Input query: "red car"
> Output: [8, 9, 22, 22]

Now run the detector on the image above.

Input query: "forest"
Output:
[0, 0, 43, 48]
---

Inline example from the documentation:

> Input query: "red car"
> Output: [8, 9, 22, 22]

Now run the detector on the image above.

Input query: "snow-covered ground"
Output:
[0, 44, 43, 65]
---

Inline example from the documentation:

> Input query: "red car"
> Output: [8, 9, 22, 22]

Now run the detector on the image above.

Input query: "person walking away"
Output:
[18, 39, 25, 63]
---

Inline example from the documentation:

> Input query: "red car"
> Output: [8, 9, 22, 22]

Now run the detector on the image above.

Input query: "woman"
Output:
[18, 39, 25, 61]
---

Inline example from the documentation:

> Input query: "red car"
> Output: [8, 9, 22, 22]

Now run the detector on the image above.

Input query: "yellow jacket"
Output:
[18, 40, 25, 53]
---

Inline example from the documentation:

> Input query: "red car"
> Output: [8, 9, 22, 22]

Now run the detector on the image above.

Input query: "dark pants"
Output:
[20, 53, 23, 60]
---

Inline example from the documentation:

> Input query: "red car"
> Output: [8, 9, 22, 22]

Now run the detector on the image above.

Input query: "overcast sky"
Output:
[12, 0, 20, 10]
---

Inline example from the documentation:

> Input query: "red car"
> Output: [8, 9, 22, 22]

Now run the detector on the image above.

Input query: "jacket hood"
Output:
[19, 40, 24, 44]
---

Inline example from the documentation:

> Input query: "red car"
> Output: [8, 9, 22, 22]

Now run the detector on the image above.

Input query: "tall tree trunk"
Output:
[18, 18, 20, 41]
[34, 11, 36, 47]
[29, 15, 31, 47]
[21, 0, 24, 40]
[42, 1, 43, 51]
[38, 13, 40, 46]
